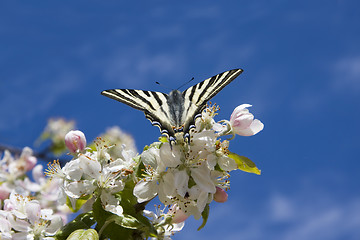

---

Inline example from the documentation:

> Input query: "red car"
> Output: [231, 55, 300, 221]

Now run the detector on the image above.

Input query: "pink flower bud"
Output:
[230, 104, 264, 136]
[65, 130, 86, 153]
[20, 147, 37, 171]
[0, 185, 10, 200]
[213, 187, 228, 203]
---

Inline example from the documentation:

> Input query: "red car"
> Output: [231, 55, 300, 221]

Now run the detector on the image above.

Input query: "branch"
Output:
[0, 143, 70, 164]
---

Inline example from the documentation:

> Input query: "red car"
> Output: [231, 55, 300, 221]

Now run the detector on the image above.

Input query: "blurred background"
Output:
[1, 1, 359, 239]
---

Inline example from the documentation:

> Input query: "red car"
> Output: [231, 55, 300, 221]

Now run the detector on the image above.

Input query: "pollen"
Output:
[45, 159, 62, 179]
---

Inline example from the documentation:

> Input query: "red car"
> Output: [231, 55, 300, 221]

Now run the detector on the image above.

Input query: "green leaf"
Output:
[66, 195, 92, 212]
[56, 212, 96, 240]
[159, 136, 168, 143]
[119, 181, 158, 237]
[197, 204, 210, 231]
[108, 214, 144, 230]
[93, 197, 132, 240]
[228, 153, 261, 175]
[66, 229, 99, 240]
[134, 159, 146, 178]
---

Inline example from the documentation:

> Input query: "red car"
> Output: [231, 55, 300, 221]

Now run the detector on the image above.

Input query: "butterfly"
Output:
[101, 68, 243, 145]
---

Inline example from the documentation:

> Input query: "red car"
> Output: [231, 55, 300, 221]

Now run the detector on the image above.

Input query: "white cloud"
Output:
[269, 194, 295, 221]
[0, 71, 80, 131]
[280, 199, 360, 240]
[101, 45, 186, 89]
[291, 55, 360, 116]
[332, 56, 360, 93]
[178, 178, 360, 240]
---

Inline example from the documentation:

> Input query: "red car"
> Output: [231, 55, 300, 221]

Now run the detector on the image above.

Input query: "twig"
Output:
[0, 143, 69, 164]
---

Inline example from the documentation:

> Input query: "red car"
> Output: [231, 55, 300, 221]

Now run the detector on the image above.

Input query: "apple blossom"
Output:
[143, 206, 185, 240]
[64, 130, 86, 153]
[1, 190, 63, 239]
[0, 100, 263, 239]
[230, 104, 264, 136]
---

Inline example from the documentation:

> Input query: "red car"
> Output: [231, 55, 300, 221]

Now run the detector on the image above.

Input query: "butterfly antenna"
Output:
[176, 77, 195, 90]
[155, 81, 172, 91]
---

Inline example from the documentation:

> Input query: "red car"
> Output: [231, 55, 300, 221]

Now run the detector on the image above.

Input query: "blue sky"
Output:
[1, 1, 360, 239]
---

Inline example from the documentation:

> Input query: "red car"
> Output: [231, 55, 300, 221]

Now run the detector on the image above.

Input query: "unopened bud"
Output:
[64, 130, 86, 153]
[213, 187, 228, 203]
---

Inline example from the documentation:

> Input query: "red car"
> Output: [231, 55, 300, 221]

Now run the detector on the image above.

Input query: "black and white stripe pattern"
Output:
[101, 68, 243, 144]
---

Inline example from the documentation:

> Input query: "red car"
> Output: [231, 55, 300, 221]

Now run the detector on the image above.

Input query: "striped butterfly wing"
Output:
[181, 69, 243, 136]
[101, 68, 243, 143]
[101, 89, 177, 138]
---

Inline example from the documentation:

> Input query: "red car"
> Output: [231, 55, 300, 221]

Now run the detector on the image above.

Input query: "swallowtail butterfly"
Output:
[101, 68, 243, 145]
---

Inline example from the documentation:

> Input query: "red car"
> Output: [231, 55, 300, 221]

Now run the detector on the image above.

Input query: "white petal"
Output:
[190, 164, 216, 194]
[46, 215, 63, 235]
[140, 147, 160, 168]
[7, 214, 29, 232]
[0, 216, 11, 233]
[32, 165, 45, 184]
[235, 119, 264, 136]
[12, 232, 30, 240]
[159, 144, 182, 168]
[188, 185, 201, 199]
[196, 191, 209, 213]
[64, 180, 96, 198]
[174, 170, 189, 197]
[206, 154, 217, 170]
[143, 210, 157, 220]
[250, 119, 264, 134]
[25, 201, 41, 224]
[212, 122, 224, 132]
[133, 180, 158, 203]
[101, 192, 123, 216]
[62, 159, 83, 181]
[158, 172, 176, 205]
[79, 155, 101, 179]
[218, 156, 238, 171]
[160, 171, 176, 197]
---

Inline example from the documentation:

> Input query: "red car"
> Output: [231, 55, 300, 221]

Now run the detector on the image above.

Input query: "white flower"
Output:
[0, 147, 37, 181]
[47, 139, 129, 216]
[100, 126, 138, 157]
[230, 104, 264, 136]
[2, 191, 63, 239]
[41, 118, 75, 143]
[0, 212, 12, 240]
[134, 146, 180, 204]
[144, 206, 185, 240]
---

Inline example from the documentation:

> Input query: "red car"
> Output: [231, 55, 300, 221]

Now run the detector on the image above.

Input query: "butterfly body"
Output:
[101, 68, 243, 145]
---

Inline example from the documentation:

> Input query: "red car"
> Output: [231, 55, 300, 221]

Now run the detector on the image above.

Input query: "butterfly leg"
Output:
[183, 133, 190, 145]
[169, 136, 177, 150]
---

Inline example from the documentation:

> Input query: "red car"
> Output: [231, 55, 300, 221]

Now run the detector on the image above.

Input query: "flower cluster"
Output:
[0, 103, 263, 240]
[0, 190, 63, 240]
[0, 148, 66, 239]
[47, 136, 136, 217]
[133, 104, 263, 220]
[144, 205, 186, 240]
